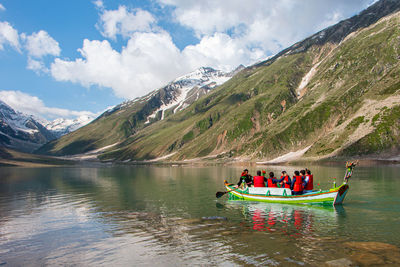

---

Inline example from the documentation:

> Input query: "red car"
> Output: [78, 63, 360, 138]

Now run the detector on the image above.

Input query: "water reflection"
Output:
[0, 165, 400, 266]
[226, 202, 340, 236]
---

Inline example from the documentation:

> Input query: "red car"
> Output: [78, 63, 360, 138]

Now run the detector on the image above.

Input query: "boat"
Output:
[219, 162, 356, 206]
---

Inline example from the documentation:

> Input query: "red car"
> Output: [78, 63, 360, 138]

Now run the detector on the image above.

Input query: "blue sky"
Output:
[0, 0, 376, 121]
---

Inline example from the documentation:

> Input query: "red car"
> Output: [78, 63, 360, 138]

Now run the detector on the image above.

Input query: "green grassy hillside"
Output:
[38, 1, 400, 162]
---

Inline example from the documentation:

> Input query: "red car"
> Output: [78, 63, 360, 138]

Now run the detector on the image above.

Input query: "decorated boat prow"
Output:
[218, 162, 356, 206]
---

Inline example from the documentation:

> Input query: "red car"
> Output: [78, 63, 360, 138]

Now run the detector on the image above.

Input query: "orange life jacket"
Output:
[305, 174, 313, 190]
[293, 175, 303, 192]
[267, 177, 277, 188]
[253, 176, 265, 187]
[281, 175, 291, 189]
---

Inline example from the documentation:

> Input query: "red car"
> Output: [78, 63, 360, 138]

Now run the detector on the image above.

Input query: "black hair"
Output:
[306, 169, 311, 175]
[244, 169, 248, 172]
[269, 172, 274, 178]
[282, 170, 286, 174]
[300, 170, 306, 175]
[294, 170, 300, 176]
[257, 170, 261, 175]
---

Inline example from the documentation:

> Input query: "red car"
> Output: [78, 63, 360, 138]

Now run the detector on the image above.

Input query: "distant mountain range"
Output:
[38, 0, 400, 162]
[44, 116, 94, 138]
[0, 100, 93, 152]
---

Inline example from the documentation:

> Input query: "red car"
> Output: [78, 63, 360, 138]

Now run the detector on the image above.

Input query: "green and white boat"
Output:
[220, 162, 356, 206]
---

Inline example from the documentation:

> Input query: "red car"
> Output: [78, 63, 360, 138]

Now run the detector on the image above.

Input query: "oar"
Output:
[216, 186, 241, 198]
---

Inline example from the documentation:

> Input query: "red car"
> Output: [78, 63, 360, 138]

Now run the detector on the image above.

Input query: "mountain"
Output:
[0, 100, 57, 152]
[101, 66, 240, 125]
[38, 0, 400, 162]
[37, 66, 239, 155]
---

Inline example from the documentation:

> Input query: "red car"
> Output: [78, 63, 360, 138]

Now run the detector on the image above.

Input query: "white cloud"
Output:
[27, 57, 49, 74]
[0, 4, 5, 11]
[51, 32, 187, 99]
[24, 30, 61, 58]
[98, 6, 156, 39]
[0, 21, 20, 51]
[0, 90, 97, 120]
[182, 33, 262, 72]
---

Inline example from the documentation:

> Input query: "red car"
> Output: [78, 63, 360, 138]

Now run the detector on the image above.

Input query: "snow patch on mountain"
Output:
[144, 67, 233, 124]
[297, 61, 322, 98]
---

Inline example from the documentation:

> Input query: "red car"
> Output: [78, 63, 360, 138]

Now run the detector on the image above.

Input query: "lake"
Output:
[0, 164, 400, 266]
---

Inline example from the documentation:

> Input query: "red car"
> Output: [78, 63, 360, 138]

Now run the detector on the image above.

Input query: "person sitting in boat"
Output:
[291, 170, 304, 195]
[253, 170, 268, 187]
[234, 169, 253, 188]
[279, 171, 292, 189]
[266, 172, 280, 187]
[300, 169, 307, 187]
[303, 169, 314, 193]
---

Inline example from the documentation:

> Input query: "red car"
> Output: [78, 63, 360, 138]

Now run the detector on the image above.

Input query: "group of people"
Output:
[234, 168, 314, 195]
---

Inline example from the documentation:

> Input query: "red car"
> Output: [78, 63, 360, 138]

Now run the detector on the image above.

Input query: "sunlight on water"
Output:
[0, 164, 400, 265]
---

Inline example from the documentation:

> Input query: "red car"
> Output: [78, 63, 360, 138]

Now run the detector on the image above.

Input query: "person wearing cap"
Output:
[234, 169, 253, 188]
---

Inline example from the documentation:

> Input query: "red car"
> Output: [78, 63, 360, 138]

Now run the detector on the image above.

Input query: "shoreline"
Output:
[1, 147, 399, 168]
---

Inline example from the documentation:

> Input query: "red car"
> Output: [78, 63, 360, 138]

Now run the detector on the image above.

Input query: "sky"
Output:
[0, 0, 377, 121]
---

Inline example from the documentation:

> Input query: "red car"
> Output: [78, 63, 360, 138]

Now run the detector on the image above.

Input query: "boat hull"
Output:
[225, 183, 349, 206]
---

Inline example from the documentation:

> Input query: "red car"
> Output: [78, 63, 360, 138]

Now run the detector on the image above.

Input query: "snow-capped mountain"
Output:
[104, 66, 243, 125]
[0, 100, 56, 152]
[144, 66, 242, 123]
[45, 115, 94, 138]
[0, 100, 95, 152]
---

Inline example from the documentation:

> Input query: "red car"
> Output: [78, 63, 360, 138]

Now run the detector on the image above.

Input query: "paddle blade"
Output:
[216, 191, 226, 198]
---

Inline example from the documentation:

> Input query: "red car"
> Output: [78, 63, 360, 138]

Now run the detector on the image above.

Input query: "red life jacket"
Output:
[305, 174, 313, 190]
[267, 177, 277, 188]
[293, 175, 303, 192]
[253, 176, 265, 187]
[281, 175, 291, 189]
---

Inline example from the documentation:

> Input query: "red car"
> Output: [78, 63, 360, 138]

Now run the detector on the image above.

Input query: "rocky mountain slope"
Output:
[37, 67, 238, 155]
[0, 100, 57, 152]
[38, 0, 400, 162]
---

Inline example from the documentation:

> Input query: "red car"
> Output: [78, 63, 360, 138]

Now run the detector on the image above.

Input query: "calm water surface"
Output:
[0, 164, 399, 266]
